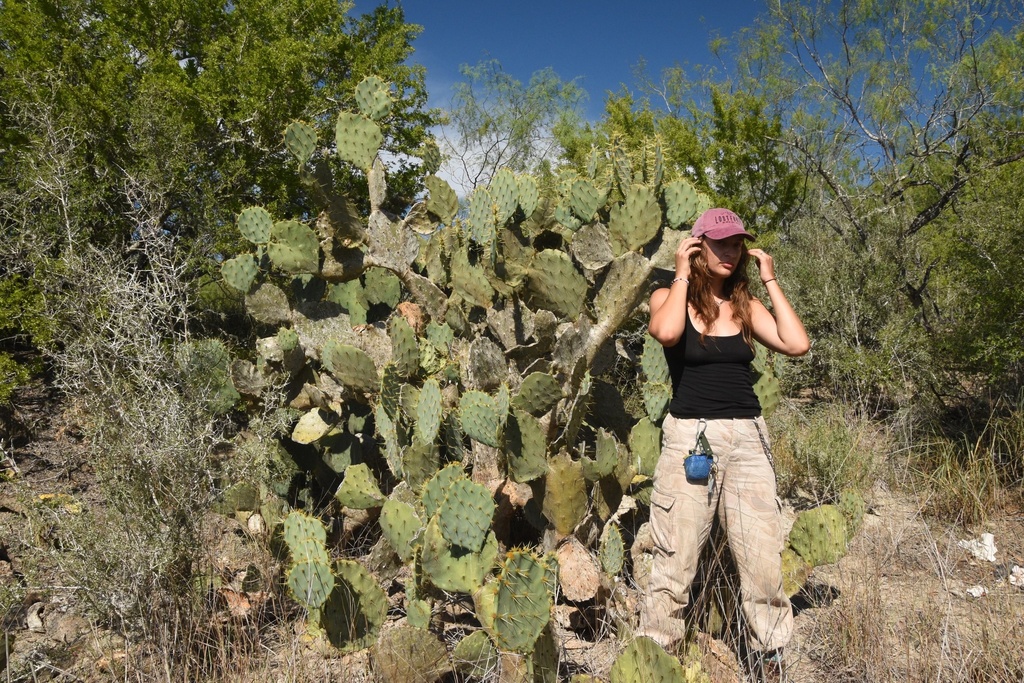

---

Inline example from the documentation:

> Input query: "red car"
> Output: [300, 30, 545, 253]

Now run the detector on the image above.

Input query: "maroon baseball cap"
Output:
[692, 208, 754, 240]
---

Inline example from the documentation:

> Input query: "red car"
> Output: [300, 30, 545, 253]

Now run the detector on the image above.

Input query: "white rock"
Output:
[966, 585, 988, 598]
[957, 532, 997, 562]
[1010, 565, 1024, 588]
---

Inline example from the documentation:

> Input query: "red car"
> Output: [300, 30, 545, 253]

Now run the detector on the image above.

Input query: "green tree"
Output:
[0, 0, 437, 400]
[440, 59, 586, 191]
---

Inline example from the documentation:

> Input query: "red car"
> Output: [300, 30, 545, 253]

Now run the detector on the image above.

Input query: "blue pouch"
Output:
[684, 452, 714, 481]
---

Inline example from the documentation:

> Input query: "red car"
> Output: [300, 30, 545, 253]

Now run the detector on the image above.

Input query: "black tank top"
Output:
[664, 310, 761, 419]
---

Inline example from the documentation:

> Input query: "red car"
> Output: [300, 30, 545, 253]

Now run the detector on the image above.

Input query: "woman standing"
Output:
[638, 208, 809, 681]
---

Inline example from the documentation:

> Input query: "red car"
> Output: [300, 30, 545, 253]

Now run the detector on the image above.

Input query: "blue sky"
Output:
[364, 1, 769, 120]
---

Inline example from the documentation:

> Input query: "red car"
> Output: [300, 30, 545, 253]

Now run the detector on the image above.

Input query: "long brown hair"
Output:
[688, 239, 755, 350]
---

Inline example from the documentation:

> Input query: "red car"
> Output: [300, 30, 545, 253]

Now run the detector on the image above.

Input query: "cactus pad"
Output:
[542, 453, 588, 535]
[641, 334, 671, 384]
[600, 523, 625, 575]
[629, 418, 662, 477]
[335, 463, 384, 509]
[321, 559, 388, 652]
[608, 184, 662, 255]
[526, 250, 587, 320]
[221, 254, 258, 293]
[610, 636, 687, 683]
[379, 499, 421, 562]
[424, 175, 458, 224]
[236, 206, 273, 244]
[321, 341, 379, 394]
[283, 121, 317, 164]
[662, 178, 702, 227]
[453, 630, 499, 679]
[422, 464, 466, 519]
[287, 559, 335, 611]
[512, 372, 563, 416]
[372, 625, 450, 683]
[490, 550, 551, 653]
[570, 178, 604, 222]
[583, 429, 619, 481]
[335, 111, 383, 170]
[788, 504, 848, 567]
[268, 219, 319, 274]
[291, 408, 332, 445]
[388, 316, 420, 378]
[490, 169, 520, 224]
[437, 478, 496, 553]
[414, 378, 443, 447]
[458, 390, 503, 448]
[505, 409, 548, 483]
[420, 516, 498, 594]
[363, 267, 402, 308]
[517, 174, 539, 216]
[354, 75, 392, 121]
[282, 511, 329, 564]
[838, 489, 867, 535]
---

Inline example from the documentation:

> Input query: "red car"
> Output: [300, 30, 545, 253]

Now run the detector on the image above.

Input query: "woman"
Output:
[638, 208, 809, 679]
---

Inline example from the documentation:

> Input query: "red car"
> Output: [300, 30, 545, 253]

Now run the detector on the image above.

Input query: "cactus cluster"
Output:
[210, 75, 834, 676]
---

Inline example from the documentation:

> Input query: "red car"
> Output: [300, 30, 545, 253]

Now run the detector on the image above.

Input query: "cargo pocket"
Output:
[648, 489, 676, 555]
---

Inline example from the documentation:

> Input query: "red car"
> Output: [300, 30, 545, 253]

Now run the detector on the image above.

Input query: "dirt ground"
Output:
[2, 389, 1022, 683]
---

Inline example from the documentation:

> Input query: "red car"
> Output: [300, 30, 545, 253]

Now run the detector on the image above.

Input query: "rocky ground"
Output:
[2, 390, 1022, 682]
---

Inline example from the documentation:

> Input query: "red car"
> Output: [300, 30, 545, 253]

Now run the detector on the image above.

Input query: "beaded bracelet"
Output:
[671, 277, 688, 286]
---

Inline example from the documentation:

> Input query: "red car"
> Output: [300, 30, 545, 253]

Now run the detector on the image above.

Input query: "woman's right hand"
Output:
[674, 236, 702, 280]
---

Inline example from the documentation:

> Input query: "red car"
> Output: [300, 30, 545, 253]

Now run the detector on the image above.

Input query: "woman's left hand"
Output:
[748, 248, 776, 283]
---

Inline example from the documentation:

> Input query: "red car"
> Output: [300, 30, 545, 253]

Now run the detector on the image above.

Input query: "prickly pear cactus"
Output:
[788, 504, 848, 567]
[221, 75, 790, 658]
[611, 636, 688, 683]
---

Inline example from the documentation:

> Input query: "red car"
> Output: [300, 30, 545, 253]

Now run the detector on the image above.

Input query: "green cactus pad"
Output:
[335, 463, 384, 509]
[468, 187, 496, 246]
[642, 334, 671, 384]
[413, 378, 443, 447]
[517, 174, 540, 217]
[422, 464, 467, 519]
[424, 175, 459, 224]
[268, 219, 319, 274]
[570, 178, 604, 222]
[512, 372, 563, 416]
[543, 453, 588, 535]
[363, 267, 402, 308]
[327, 280, 369, 326]
[453, 630, 499, 679]
[287, 558, 335, 612]
[375, 403, 402, 478]
[354, 75, 392, 121]
[282, 511, 329, 563]
[402, 441, 441, 491]
[321, 341, 379, 394]
[608, 184, 662, 256]
[283, 121, 317, 164]
[788, 504, 848, 567]
[662, 178, 702, 227]
[782, 547, 812, 598]
[221, 254, 258, 293]
[372, 624, 450, 683]
[458, 390, 503, 448]
[490, 550, 551, 653]
[526, 250, 587, 320]
[643, 382, 672, 423]
[420, 516, 498, 594]
[425, 320, 454, 352]
[490, 168, 520, 223]
[335, 111, 383, 170]
[236, 206, 273, 244]
[388, 316, 420, 378]
[629, 418, 662, 477]
[277, 327, 299, 352]
[753, 370, 781, 417]
[583, 429, 619, 481]
[451, 251, 494, 309]
[838, 489, 867, 535]
[437, 479, 496, 553]
[321, 559, 388, 652]
[405, 595, 432, 629]
[611, 636, 687, 683]
[505, 409, 548, 483]
[291, 408, 333, 445]
[380, 499, 422, 562]
[554, 201, 582, 231]
[600, 523, 625, 575]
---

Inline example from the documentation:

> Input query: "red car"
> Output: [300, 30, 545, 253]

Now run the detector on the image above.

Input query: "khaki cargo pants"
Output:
[638, 414, 793, 652]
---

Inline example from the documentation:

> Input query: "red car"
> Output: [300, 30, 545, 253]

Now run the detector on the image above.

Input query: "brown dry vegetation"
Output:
[2, 384, 1022, 683]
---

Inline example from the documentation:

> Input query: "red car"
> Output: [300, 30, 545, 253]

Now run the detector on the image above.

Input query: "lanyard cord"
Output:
[753, 418, 777, 474]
